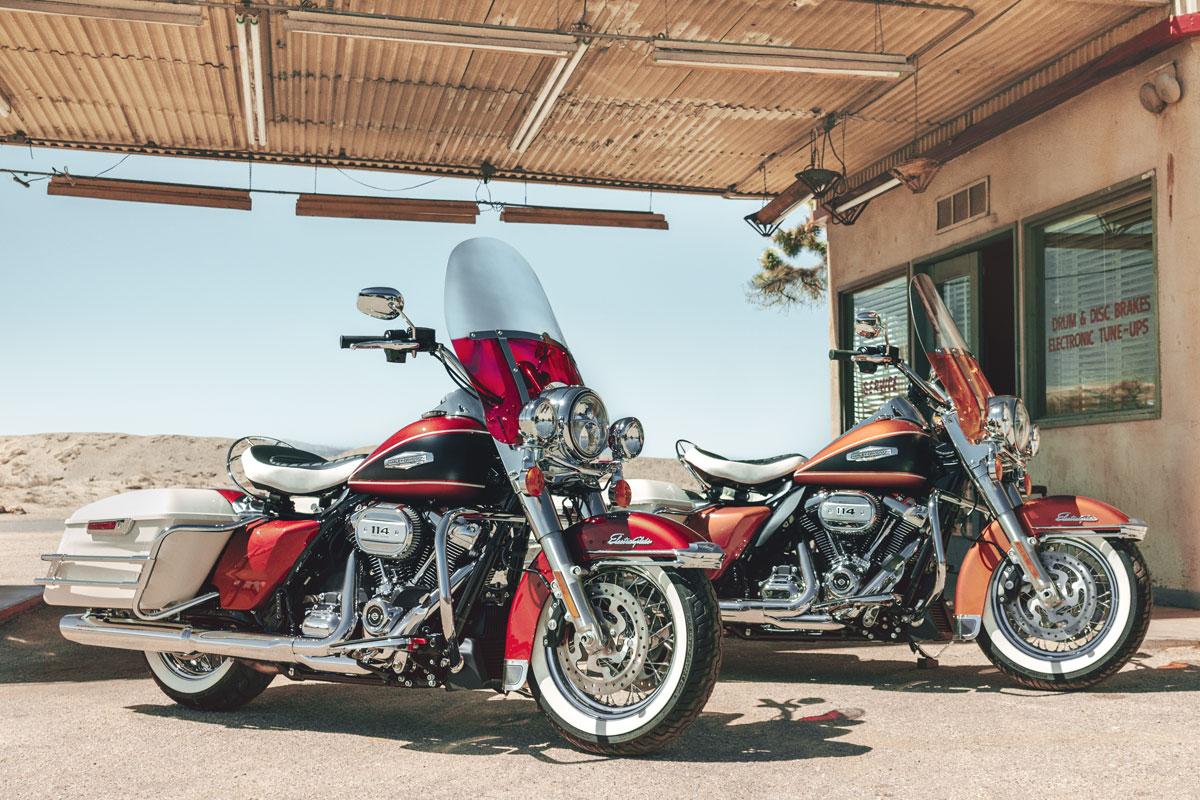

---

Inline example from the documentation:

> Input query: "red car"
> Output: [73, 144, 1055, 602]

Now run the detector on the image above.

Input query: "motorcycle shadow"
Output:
[720, 638, 1200, 695]
[125, 684, 870, 763]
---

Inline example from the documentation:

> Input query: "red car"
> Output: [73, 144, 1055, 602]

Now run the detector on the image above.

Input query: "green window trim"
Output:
[1022, 175, 1161, 429]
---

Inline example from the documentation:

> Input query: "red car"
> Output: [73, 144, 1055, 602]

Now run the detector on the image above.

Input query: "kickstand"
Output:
[910, 640, 952, 669]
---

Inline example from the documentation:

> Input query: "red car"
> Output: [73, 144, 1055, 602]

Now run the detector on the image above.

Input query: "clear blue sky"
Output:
[0, 146, 831, 458]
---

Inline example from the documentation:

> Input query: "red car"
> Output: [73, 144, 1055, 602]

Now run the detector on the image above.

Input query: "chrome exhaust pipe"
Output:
[59, 554, 369, 675]
[719, 541, 820, 626]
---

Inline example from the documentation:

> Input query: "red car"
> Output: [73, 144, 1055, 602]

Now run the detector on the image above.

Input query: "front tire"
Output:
[145, 652, 275, 711]
[976, 538, 1151, 690]
[529, 565, 722, 755]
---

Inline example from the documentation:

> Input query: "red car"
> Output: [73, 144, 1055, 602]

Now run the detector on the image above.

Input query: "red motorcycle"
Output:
[39, 237, 724, 754]
[630, 273, 1151, 690]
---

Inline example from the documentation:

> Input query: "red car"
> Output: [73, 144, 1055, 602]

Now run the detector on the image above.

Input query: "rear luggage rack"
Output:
[39, 515, 266, 621]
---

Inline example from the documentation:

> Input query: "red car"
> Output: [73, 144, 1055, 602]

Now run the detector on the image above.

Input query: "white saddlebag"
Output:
[40, 489, 242, 611]
[625, 479, 705, 516]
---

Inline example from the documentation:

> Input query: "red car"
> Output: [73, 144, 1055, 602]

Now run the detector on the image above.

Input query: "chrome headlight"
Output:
[986, 396, 1030, 451]
[608, 417, 644, 459]
[518, 396, 558, 444]
[1012, 398, 1031, 451]
[541, 386, 610, 460]
[567, 390, 608, 459]
[1026, 424, 1041, 458]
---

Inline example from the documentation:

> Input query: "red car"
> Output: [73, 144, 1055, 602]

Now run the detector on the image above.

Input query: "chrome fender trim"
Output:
[586, 540, 724, 571]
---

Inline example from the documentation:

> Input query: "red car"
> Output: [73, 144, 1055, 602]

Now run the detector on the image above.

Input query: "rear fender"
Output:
[954, 495, 1146, 620]
[501, 512, 722, 691]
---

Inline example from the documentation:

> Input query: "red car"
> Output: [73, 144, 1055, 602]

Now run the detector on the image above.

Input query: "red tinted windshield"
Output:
[444, 238, 583, 445]
[452, 335, 582, 444]
[910, 274, 994, 442]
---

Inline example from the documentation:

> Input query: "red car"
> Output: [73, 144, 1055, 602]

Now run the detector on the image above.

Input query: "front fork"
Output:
[518, 491, 605, 647]
[944, 414, 1065, 609]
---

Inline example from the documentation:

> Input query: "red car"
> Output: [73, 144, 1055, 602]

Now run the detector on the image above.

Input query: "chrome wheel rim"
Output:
[993, 540, 1118, 661]
[546, 567, 676, 718]
[157, 652, 227, 680]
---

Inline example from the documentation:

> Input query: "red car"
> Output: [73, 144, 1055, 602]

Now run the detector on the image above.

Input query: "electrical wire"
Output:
[334, 167, 441, 193]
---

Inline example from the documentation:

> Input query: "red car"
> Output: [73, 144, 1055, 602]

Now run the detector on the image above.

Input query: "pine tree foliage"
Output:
[747, 218, 828, 309]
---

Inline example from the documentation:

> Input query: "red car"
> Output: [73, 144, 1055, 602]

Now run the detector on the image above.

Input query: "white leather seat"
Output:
[680, 442, 806, 487]
[240, 445, 366, 495]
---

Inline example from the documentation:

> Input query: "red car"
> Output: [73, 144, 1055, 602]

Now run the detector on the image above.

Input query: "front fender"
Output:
[954, 495, 1146, 619]
[501, 512, 722, 690]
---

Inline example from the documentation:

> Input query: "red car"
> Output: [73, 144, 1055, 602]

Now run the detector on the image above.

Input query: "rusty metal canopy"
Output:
[0, 1, 1172, 198]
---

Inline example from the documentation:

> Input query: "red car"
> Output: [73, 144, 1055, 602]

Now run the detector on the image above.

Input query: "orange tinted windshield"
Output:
[911, 274, 994, 442]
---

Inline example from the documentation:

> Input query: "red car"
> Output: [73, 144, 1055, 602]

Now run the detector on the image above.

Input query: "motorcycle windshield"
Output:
[909, 273, 994, 442]
[445, 238, 582, 445]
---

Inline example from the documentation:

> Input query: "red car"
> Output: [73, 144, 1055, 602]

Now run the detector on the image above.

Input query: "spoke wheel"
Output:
[529, 565, 722, 755]
[552, 568, 673, 714]
[977, 537, 1152, 690]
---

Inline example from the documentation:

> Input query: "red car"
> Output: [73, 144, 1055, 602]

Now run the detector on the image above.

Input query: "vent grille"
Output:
[936, 178, 989, 232]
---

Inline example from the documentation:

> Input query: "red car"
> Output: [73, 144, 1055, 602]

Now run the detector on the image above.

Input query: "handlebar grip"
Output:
[340, 335, 378, 349]
[828, 348, 857, 361]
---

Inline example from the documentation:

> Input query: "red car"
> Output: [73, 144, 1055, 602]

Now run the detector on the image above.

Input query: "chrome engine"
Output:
[299, 502, 482, 644]
[800, 491, 926, 604]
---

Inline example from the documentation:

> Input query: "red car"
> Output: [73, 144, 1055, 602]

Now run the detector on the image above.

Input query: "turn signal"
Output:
[611, 479, 632, 508]
[522, 466, 546, 497]
[1023, 473, 1033, 497]
[989, 456, 1004, 482]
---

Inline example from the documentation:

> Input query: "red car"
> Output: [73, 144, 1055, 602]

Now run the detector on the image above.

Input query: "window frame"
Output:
[1021, 173, 1161, 429]
[835, 265, 910, 432]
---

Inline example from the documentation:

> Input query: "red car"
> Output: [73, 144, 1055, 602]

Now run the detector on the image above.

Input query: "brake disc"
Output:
[1008, 549, 1099, 643]
[558, 580, 651, 696]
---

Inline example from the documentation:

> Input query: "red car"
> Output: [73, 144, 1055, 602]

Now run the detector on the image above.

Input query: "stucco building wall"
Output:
[825, 39, 1200, 605]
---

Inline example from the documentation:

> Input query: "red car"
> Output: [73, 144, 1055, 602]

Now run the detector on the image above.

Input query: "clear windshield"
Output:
[445, 238, 582, 444]
[909, 273, 994, 442]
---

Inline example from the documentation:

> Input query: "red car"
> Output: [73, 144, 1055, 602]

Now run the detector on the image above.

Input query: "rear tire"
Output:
[144, 652, 275, 711]
[529, 566, 722, 756]
[976, 538, 1151, 691]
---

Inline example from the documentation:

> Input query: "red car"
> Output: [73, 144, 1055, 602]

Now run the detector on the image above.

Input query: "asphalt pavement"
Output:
[2, 602, 1198, 800]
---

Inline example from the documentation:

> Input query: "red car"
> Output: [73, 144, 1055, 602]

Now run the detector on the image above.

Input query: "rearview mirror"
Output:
[854, 311, 884, 340]
[357, 287, 404, 320]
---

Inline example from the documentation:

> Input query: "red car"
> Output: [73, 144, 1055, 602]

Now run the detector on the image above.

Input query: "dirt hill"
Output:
[0, 433, 698, 520]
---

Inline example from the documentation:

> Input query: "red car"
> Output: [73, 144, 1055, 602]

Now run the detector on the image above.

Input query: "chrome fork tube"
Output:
[520, 493, 601, 646]
[943, 413, 1063, 608]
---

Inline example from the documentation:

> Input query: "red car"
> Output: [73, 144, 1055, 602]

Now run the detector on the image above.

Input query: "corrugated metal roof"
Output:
[0, 1, 1170, 195]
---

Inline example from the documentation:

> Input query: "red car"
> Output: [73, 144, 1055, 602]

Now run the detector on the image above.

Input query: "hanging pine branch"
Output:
[747, 217, 827, 309]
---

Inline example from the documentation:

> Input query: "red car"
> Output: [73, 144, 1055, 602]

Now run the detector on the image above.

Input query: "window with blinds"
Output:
[1030, 182, 1156, 420]
[845, 275, 909, 423]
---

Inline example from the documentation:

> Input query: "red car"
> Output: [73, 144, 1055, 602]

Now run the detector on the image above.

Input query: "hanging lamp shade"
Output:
[795, 167, 844, 201]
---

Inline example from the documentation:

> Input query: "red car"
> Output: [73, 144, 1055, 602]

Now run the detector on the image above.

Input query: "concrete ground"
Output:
[3, 519, 1199, 798]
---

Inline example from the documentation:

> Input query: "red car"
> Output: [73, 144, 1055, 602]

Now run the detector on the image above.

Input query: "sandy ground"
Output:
[2, 602, 1198, 799]
[0, 432, 698, 521]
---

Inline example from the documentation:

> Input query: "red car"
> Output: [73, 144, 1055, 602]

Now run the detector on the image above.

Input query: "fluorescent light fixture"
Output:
[296, 194, 480, 224]
[834, 177, 902, 213]
[653, 40, 913, 78]
[0, 88, 11, 118]
[500, 205, 668, 230]
[236, 15, 268, 149]
[511, 42, 589, 152]
[0, 0, 204, 27]
[47, 176, 252, 210]
[283, 11, 577, 56]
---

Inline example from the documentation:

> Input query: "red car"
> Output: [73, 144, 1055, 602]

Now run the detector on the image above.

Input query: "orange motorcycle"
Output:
[631, 273, 1151, 690]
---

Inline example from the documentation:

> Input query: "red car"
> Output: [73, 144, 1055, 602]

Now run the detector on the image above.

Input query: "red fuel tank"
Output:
[348, 415, 503, 504]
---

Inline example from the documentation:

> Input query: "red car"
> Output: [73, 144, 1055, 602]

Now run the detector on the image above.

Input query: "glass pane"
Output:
[938, 273, 973, 351]
[848, 276, 909, 422]
[1037, 188, 1155, 417]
